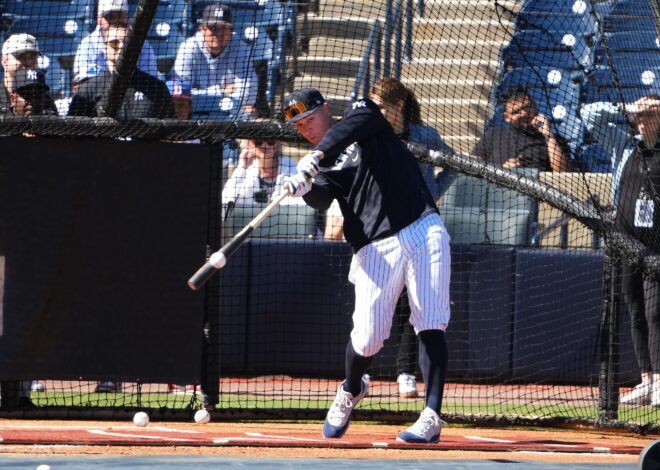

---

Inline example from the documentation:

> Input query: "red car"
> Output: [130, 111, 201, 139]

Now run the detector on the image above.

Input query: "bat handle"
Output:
[187, 260, 219, 291]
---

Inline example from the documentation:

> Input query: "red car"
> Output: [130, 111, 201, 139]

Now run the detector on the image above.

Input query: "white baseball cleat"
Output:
[322, 378, 368, 438]
[397, 373, 419, 399]
[396, 407, 444, 444]
[621, 383, 652, 405]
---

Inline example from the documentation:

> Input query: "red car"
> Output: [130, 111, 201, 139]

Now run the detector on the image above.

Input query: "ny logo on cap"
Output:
[215, 8, 223, 18]
[27, 70, 37, 80]
[287, 99, 298, 107]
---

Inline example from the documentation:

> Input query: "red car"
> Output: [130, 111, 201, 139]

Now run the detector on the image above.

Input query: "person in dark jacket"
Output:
[582, 95, 660, 406]
[68, 25, 175, 119]
[282, 87, 451, 444]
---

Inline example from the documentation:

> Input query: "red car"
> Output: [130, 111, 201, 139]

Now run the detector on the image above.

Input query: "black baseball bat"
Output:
[188, 191, 289, 290]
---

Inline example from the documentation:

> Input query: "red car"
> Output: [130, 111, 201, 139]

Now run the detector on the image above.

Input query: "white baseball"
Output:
[36, 465, 51, 470]
[209, 252, 226, 269]
[133, 411, 149, 427]
[194, 409, 211, 424]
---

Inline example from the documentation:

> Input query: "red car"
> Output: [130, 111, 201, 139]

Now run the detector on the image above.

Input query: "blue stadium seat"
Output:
[606, 0, 654, 16]
[578, 143, 613, 172]
[38, 53, 69, 97]
[515, 11, 599, 40]
[8, 15, 83, 66]
[521, 0, 595, 16]
[145, 18, 187, 74]
[583, 66, 660, 103]
[4, 0, 92, 22]
[603, 15, 657, 33]
[601, 31, 660, 52]
[500, 29, 594, 70]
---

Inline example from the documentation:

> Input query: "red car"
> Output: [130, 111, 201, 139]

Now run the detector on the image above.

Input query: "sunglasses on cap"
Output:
[283, 100, 318, 121]
[254, 139, 278, 146]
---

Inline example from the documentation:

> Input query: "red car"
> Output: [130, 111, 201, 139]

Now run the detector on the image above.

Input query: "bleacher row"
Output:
[494, 0, 660, 172]
[0, 0, 293, 117]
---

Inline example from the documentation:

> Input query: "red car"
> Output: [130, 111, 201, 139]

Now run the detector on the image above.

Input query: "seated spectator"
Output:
[73, 0, 158, 80]
[222, 137, 298, 207]
[68, 25, 175, 119]
[9, 68, 56, 117]
[173, 3, 258, 115]
[472, 90, 572, 172]
[1, 34, 57, 115]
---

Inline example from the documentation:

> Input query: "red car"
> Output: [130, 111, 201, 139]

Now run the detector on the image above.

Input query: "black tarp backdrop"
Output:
[0, 136, 212, 383]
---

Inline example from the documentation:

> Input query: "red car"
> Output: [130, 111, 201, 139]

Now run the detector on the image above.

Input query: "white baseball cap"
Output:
[98, 0, 128, 17]
[2, 33, 39, 56]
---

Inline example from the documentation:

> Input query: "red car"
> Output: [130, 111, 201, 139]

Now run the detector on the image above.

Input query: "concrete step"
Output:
[303, 15, 513, 42]
[295, 56, 499, 81]
[306, 37, 505, 61]
[294, 75, 494, 102]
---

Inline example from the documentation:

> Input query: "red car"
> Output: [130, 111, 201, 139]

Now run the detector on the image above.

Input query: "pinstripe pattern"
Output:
[349, 213, 451, 356]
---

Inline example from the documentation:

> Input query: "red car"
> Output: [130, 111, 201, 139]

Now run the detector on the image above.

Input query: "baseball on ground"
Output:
[133, 411, 149, 427]
[194, 409, 211, 424]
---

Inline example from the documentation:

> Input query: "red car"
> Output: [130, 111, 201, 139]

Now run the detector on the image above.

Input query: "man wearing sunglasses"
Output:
[282, 88, 451, 444]
[222, 137, 298, 206]
[73, 0, 158, 84]
[173, 3, 258, 115]
[0, 34, 57, 115]
[68, 25, 175, 119]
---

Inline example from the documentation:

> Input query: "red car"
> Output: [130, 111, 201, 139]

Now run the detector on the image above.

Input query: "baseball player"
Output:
[282, 88, 451, 443]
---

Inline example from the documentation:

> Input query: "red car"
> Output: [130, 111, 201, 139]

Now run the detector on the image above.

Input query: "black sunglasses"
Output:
[254, 139, 277, 146]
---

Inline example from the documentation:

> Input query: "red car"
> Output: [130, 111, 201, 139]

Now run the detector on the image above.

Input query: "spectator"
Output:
[173, 3, 258, 115]
[222, 137, 298, 206]
[472, 90, 571, 172]
[581, 96, 660, 406]
[73, 0, 158, 81]
[0, 34, 57, 115]
[68, 25, 175, 119]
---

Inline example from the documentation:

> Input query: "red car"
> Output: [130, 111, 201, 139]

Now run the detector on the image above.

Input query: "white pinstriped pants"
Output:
[348, 212, 451, 357]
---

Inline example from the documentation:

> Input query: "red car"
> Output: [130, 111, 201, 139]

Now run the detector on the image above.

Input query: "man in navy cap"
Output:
[173, 3, 258, 115]
[282, 87, 451, 444]
[9, 68, 54, 116]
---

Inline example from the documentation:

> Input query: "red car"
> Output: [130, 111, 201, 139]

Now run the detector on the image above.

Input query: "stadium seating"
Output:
[520, 0, 595, 16]
[605, 0, 654, 16]
[144, 16, 187, 74]
[515, 11, 600, 41]
[3, 0, 93, 22]
[578, 143, 613, 172]
[499, 29, 594, 71]
[603, 15, 657, 33]
[8, 16, 84, 68]
[583, 66, 660, 104]
[225, 203, 317, 239]
[601, 31, 660, 52]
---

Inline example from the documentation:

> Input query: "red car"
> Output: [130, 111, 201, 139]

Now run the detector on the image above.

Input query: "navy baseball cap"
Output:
[283, 87, 326, 123]
[12, 68, 48, 93]
[200, 4, 232, 26]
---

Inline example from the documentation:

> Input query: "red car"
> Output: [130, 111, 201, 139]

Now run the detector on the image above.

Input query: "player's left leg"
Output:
[323, 235, 405, 439]
[398, 212, 451, 443]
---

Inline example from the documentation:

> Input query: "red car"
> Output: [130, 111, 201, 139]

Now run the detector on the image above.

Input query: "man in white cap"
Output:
[0, 33, 57, 115]
[73, 0, 158, 82]
[173, 3, 258, 115]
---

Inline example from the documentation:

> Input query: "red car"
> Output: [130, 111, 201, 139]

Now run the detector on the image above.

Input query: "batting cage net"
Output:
[2, 0, 660, 433]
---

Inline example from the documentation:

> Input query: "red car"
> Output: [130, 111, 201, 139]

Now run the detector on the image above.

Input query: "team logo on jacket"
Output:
[333, 143, 361, 170]
[352, 100, 367, 109]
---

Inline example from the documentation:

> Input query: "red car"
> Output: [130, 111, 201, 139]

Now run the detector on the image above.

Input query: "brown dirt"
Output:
[0, 419, 650, 464]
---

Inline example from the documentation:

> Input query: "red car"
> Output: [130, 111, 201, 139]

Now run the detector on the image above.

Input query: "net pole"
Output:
[598, 248, 620, 421]
[100, 0, 159, 118]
